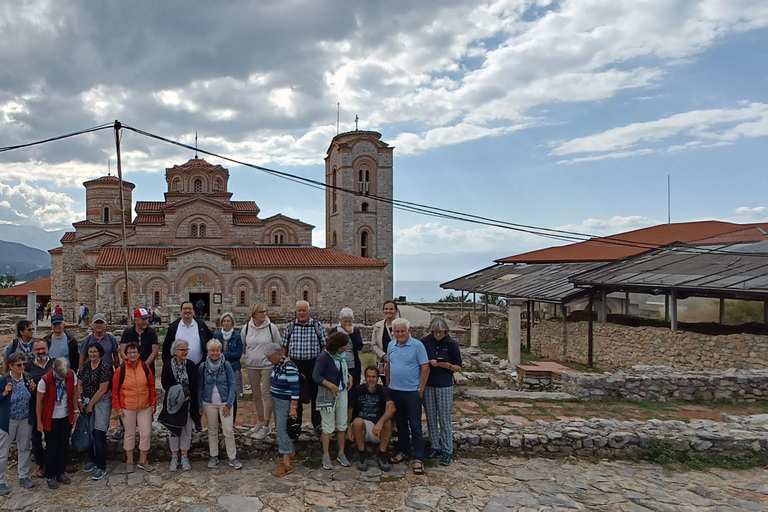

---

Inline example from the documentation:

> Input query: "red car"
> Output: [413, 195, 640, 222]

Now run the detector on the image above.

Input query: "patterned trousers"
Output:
[423, 386, 455, 455]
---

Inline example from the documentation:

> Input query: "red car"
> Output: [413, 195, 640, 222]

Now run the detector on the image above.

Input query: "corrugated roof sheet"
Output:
[0, 277, 51, 297]
[571, 240, 768, 299]
[95, 246, 387, 269]
[496, 221, 761, 264]
[441, 262, 601, 303]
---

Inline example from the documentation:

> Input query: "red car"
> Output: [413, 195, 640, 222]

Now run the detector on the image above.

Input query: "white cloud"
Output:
[555, 215, 661, 237]
[551, 103, 768, 159]
[734, 206, 768, 222]
[0, 181, 82, 229]
[557, 148, 654, 164]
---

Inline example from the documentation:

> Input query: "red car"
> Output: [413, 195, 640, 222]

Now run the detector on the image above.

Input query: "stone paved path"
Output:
[3, 455, 766, 511]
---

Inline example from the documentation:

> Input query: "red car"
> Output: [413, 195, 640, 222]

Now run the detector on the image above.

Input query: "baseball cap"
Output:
[287, 416, 302, 440]
[92, 313, 107, 323]
[50, 314, 64, 325]
[133, 308, 150, 319]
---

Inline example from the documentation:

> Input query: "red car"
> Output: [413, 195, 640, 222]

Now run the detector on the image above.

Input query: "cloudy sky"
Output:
[1, 0, 768, 295]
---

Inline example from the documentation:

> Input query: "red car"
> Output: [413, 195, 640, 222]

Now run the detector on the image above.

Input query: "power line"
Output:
[0, 124, 113, 153]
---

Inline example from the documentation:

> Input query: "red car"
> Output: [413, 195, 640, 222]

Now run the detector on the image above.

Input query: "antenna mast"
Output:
[667, 175, 671, 224]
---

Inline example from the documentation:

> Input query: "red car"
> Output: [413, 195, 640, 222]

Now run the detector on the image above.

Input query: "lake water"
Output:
[393, 281, 447, 303]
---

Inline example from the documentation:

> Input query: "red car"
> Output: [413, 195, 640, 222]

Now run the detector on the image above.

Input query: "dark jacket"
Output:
[313, 350, 346, 388]
[0, 372, 35, 433]
[159, 358, 200, 432]
[162, 318, 213, 364]
[421, 334, 462, 388]
[329, 325, 363, 371]
[42, 331, 79, 373]
[213, 330, 243, 372]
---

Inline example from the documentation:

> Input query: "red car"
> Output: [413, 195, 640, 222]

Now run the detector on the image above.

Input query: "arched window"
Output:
[194, 179, 202, 193]
[358, 169, 370, 195]
[153, 290, 161, 307]
[332, 231, 337, 246]
[121, 290, 127, 307]
[274, 233, 284, 244]
[191, 225, 198, 238]
[303, 290, 309, 302]
[361, 202, 369, 212]
[360, 231, 369, 258]
[331, 169, 337, 213]
[199, 224, 206, 237]
[103, 207, 110, 222]
[214, 178, 222, 191]
[271, 290, 277, 305]
[172, 178, 181, 191]
[268, 282, 281, 306]
[239, 289, 246, 305]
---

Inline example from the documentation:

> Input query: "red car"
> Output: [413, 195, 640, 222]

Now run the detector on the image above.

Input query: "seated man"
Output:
[347, 365, 395, 472]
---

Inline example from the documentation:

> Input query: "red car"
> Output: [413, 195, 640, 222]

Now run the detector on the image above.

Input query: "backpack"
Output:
[284, 320, 326, 351]
[3, 371, 32, 390]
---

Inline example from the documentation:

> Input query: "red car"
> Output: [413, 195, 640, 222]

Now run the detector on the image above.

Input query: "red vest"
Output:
[40, 370, 77, 431]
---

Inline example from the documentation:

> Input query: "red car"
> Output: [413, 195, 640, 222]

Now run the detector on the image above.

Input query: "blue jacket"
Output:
[0, 373, 35, 433]
[198, 360, 236, 409]
[213, 330, 243, 372]
[313, 350, 345, 388]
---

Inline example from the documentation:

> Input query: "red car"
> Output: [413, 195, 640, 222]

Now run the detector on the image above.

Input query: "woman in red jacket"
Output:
[35, 357, 78, 490]
[112, 342, 157, 473]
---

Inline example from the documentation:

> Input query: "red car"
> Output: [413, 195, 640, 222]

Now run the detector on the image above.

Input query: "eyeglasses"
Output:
[177, 349, 189, 353]
[255, 310, 266, 314]
[24, 327, 35, 332]
[13, 362, 26, 367]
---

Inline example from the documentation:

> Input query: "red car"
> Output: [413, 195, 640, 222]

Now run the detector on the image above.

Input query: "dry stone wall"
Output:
[562, 365, 768, 402]
[530, 319, 768, 371]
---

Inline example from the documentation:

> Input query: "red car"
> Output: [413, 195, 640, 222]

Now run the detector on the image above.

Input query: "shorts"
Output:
[363, 419, 380, 443]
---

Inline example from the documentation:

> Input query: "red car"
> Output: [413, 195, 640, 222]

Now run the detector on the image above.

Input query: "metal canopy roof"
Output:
[571, 241, 768, 300]
[440, 262, 602, 304]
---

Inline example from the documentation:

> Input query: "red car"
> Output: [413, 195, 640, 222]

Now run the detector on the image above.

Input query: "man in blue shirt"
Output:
[385, 318, 429, 475]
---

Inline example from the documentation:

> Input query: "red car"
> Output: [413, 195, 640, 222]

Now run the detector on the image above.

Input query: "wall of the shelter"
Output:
[530, 319, 768, 371]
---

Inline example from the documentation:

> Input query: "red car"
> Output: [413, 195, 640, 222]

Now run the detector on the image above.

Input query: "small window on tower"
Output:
[360, 231, 369, 258]
[103, 207, 110, 222]
[194, 179, 202, 193]
[239, 290, 246, 305]
[199, 224, 206, 237]
[274, 234, 284, 244]
[361, 202, 369, 212]
[153, 291, 161, 307]
[191, 225, 198, 238]
[122, 290, 127, 307]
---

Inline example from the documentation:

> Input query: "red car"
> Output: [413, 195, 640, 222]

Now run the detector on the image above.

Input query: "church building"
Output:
[49, 131, 393, 321]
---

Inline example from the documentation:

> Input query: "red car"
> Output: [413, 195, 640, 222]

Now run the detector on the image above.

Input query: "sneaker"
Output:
[125, 463, 135, 474]
[425, 448, 442, 460]
[0, 483, 9, 495]
[138, 461, 155, 472]
[82, 462, 97, 473]
[91, 469, 106, 481]
[194, 421, 203, 432]
[377, 452, 391, 472]
[228, 459, 243, 470]
[336, 453, 350, 467]
[47, 478, 59, 490]
[169, 457, 179, 472]
[252, 424, 267, 440]
[112, 425, 125, 440]
[440, 453, 452, 466]
[208, 457, 219, 469]
[357, 452, 368, 471]
[18, 477, 34, 488]
[322, 456, 333, 470]
[56, 474, 71, 484]
[181, 457, 192, 471]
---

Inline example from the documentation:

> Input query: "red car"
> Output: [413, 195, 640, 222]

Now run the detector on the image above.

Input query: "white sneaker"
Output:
[251, 424, 267, 440]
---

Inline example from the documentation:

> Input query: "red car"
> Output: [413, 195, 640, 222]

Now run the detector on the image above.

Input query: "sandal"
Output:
[412, 460, 426, 475]
[274, 464, 294, 477]
[388, 453, 411, 465]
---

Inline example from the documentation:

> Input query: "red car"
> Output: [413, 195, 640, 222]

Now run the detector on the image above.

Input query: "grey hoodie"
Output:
[242, 317, 281, 370]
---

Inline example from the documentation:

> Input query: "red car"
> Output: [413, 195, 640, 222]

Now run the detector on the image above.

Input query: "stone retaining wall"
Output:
[561, 366, 768, 402]
[530, 319, 768, 371]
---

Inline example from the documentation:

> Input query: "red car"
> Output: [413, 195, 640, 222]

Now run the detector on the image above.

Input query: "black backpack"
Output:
[117, 361, 152, 393]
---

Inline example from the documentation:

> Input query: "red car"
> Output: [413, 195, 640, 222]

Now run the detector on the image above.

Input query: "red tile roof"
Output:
[233, 215, 261, 224]
[49, 247, 63, 254]
[693, 225, 768, 244]
[94, 246, 386, 269]
[0, 277, 51, 297]
[168, 158, 227, 172]
[135, 201, 165, 212]
[61, 232, 77, 242]
[496, 221, 759, 264]
[135, 214, 165, 224]
[232, 201, 259, 211]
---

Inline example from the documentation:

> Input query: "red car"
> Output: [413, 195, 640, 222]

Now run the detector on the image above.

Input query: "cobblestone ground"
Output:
[2, 455, 766, 511]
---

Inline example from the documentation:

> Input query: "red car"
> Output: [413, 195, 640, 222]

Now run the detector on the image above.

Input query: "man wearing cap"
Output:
[163, 301, 212, 431]
[79, 313, 119, 370]
[120, 308, 159, 377]
[42, 315, 79, 373]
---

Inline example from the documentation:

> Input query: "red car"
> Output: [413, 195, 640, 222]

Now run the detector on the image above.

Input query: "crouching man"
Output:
[347, 365, 395, 472]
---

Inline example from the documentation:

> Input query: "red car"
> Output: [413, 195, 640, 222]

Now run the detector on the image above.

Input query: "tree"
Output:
[479, 294, 505, 306]
[0, 274, 16, 289]
[438, 292, 470, 303]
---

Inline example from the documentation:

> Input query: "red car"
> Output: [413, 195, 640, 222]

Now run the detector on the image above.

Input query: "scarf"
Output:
[205, 356, 224, 375]
[54, 374, 66, 402]
[330, 350, 349, 388]
[171, 357, 189, 387]
[221, 328, 234, 341]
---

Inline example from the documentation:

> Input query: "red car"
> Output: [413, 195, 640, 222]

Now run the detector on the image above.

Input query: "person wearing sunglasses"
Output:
[3, 321, 35, 373]
[0, 353, 37, 494]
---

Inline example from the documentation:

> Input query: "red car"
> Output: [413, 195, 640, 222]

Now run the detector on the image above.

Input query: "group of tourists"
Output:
[0, 298, 462, 496]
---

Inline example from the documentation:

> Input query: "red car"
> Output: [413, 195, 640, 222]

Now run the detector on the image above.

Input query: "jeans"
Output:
[272, 395, 293, 455]
[424, 386, 455, 455]
[45, 418, 71, 478]
[294, 359, 321, 429]
[92, 429, 107, 470]
[390, 390, 425, 461]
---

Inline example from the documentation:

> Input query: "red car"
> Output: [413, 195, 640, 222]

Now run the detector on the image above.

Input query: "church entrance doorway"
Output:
[189, 293, 210, 321]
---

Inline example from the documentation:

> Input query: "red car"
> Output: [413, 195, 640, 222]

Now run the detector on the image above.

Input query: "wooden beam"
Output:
[587, 294, 594, 368]
[526, 300, 532, 351]
[670, 289, 678, 331]
[719, 298, 725, 324]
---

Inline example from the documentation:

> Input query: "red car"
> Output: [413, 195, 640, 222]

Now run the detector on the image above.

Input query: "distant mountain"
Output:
[0, 224, 67, 252]
[0, 240, 51, 276]
[17, 268, 51, 282]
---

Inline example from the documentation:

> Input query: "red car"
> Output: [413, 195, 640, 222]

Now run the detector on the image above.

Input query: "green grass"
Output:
[639, 438, 768, 471]
[302, 457, 322, 470]
[359, 352, 376, 369]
